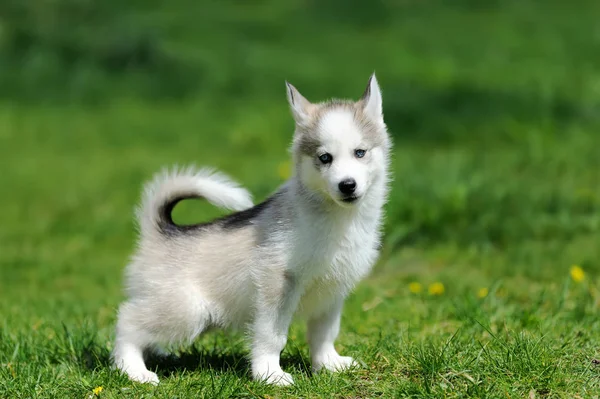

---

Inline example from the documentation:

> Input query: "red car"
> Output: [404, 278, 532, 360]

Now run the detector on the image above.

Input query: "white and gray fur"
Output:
[112, 74, 392, 386]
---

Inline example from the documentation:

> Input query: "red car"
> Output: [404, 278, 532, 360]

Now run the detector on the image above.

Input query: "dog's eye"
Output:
[355, 149, 367, 158]
[318, 153, 333, 164]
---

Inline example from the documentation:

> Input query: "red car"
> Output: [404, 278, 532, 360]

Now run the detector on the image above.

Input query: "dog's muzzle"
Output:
[341, 195, 359, 203]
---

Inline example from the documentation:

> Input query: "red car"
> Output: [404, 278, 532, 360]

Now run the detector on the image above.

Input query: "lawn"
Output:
[1, 1, 599, 398]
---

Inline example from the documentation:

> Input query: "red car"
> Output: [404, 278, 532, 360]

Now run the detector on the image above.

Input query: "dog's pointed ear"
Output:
[286, 81, 313, 124]
[361, 73, 383, 121]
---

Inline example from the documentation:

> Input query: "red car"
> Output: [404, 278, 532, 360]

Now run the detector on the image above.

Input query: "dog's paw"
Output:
[266, 371, 294, 386]
[253, 368, 294, 386]
[127, 369, 160, 385]
[313, 354, 359, 373]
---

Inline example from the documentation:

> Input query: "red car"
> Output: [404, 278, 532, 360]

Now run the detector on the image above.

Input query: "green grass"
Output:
[1, 1, 600, 398]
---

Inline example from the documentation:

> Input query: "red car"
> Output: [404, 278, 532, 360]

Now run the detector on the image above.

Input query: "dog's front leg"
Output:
[250, 279, 301, 386]
[307, 296, 358, 373]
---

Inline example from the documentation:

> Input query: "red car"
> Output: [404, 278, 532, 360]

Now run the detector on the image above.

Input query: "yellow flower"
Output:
[408, 282, 423, 294]
[6, 362, 16, 378]
[428, 282, 445, 296]
[570, 265, 585, 283]
[277, 161, 291, 180]
[477, 287, 489, 298]
[92, 386, 103, 396]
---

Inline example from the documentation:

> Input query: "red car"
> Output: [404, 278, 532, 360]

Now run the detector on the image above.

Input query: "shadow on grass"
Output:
[143, 345, 310, 379]
[145, 347, 249, 378]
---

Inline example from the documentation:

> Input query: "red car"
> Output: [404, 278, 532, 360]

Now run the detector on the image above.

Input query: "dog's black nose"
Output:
[338, 178, 357, 194]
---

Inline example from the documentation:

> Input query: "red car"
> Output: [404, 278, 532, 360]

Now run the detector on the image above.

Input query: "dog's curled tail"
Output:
[137, 166, 253, 235]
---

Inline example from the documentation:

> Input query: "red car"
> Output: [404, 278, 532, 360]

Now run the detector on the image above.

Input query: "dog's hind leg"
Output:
[112, 302, 160, 384]
[113, 294, 213, 384]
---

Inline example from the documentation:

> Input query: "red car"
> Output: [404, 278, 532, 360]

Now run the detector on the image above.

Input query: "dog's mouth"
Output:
[341, 195, 359, 203]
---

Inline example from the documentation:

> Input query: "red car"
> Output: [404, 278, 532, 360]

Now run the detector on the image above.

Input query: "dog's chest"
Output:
[292, 212, 380, 288]
[288, 215, 380, 318]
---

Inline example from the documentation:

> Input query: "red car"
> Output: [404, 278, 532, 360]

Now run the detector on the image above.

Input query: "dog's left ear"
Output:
[361, 73, 383, 121]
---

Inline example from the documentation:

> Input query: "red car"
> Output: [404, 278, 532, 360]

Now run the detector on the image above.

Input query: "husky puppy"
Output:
[112, 74, 391, 386]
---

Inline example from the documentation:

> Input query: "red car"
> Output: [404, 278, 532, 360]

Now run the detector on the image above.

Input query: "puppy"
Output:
[112, 74, 391, 385]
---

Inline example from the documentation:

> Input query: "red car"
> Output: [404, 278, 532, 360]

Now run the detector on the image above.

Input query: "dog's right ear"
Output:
[286, 82, 314, 124]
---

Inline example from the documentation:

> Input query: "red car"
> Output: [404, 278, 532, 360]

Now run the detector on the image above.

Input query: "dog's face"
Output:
[287, 75, 389, 207]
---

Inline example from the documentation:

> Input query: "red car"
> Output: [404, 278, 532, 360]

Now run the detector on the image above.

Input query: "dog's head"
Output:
[287, 74, 390, 207]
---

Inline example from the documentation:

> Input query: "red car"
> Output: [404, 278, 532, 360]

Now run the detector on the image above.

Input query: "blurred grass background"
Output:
[0, 0, 599, 397]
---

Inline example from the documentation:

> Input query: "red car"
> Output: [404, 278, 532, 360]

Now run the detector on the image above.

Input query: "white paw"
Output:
[313, 354, 358, 373]
[268, 371, 294, 386]
[253, 369, 294, 386]
[127, 369, 160, 385]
